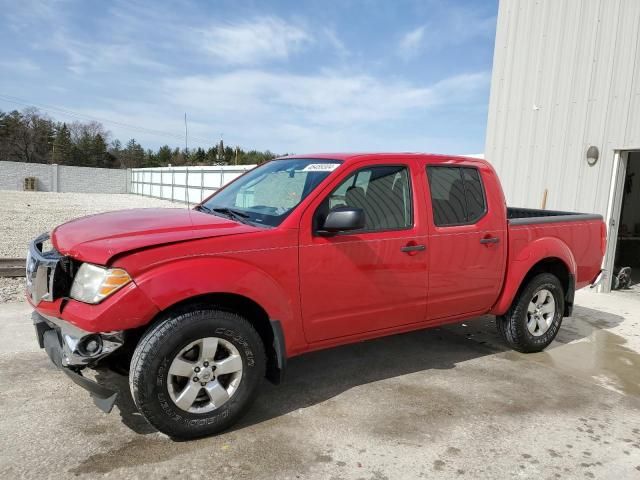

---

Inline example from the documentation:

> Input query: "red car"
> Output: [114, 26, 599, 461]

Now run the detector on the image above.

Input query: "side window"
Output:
[316, 165, 412, 232]
[426, 166, 486, 226]
[462, 167, 485, 223]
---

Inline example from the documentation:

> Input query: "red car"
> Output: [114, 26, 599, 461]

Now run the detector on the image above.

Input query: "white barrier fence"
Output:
[130, 165, 256, 204]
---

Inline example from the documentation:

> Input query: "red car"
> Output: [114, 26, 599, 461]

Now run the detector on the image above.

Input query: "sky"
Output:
[0, 0, 497, 155]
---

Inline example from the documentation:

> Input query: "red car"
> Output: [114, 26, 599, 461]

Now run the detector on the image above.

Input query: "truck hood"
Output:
[51, 208, 260, 265]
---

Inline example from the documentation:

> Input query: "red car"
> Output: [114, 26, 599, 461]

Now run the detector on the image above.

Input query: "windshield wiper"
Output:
[194, 204, 212, 213]
[211, 207, 251, 224]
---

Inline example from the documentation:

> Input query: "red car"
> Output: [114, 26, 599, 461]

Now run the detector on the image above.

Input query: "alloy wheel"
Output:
[167, 337, 243, 414]
[526, 288, 556, 337]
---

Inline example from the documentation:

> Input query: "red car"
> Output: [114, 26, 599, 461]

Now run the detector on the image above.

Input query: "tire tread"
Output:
[129, 309, 266, 439]
[496, 273, 564, 353]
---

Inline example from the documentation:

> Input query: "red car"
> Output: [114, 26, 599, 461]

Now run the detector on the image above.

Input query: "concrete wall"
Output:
[485, 0, 640, 216]
[0, 161, 130, 193]
[0, 161, 55, 191]
[57, 164, 130, 193]
[130, 165, 255, 203]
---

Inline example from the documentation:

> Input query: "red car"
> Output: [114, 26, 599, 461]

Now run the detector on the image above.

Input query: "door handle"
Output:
[480, 237, 500, 244]
[401, 244, 426, 253]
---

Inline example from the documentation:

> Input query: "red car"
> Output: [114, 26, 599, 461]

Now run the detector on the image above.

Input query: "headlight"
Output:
[70, 263, 132, 304]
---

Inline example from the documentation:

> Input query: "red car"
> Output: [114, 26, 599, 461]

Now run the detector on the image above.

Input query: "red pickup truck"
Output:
[27, 153, 605, 438]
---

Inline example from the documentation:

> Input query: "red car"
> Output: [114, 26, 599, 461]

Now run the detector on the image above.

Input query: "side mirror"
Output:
[319, 206, 365, 234]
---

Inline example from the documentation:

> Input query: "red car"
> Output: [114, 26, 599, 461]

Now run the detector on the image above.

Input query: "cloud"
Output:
[399, 26, 426, 59]
[398, 8, 495, 59]
[2, 0, 58, 32]
[15, 2, 167, 76]
[159, 69, 489, 151]
[166, 70, 488, 121]
[77, 103, 190, 146]
[323, 28, 350, 58]
[0, 58, 40, 74]
[199, 17, 311, 65]
[0, 2, 493, 154]
[40, 30, 166, 75]
[48, 67, 488, 154]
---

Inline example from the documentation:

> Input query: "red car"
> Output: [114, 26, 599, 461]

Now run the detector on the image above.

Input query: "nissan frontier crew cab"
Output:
[27, 153, 606, 439]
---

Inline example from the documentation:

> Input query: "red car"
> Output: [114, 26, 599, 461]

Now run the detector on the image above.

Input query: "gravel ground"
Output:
[0, 278, 26, 304]
[0, 191, 176, 303]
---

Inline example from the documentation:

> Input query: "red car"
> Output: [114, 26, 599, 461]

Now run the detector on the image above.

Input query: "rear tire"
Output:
[129, 309, 266, 439]
[496, 273, 565, 353]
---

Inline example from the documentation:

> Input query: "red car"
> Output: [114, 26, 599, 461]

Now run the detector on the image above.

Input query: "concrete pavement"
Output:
[1, 289, 639, 479]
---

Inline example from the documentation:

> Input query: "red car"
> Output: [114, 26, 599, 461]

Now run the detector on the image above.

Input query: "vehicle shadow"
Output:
[236, 305, 625, 431]
[93, 368, 157, 435]
[236, 317, 503, 431]
[97, 305, 624, 436]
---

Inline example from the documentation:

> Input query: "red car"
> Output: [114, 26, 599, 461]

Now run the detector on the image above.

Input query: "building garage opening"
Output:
[613, 152, 640, 291]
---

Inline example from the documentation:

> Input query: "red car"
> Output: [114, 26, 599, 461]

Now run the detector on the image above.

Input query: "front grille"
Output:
[27, 233, 75, 304]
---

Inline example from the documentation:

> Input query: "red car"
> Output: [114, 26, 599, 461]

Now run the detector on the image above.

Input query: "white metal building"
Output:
[485, 0, 640, 291]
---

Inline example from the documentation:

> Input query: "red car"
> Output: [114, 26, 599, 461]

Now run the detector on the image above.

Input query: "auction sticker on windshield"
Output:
[301, 163, 340, 172]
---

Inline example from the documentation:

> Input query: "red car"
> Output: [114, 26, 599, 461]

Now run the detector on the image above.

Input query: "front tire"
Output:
[129, 309, 266, 439]
[496, 273, 565, 353]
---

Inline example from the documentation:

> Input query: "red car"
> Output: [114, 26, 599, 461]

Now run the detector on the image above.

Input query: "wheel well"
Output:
[520, 258, 574, 316]
[118, 293, 283, 384]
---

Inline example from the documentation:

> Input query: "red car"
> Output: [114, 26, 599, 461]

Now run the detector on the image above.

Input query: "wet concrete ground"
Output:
[1, 289, 639, 479]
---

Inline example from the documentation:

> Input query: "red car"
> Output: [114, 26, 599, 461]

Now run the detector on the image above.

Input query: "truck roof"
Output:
[280, 152, 486, 165]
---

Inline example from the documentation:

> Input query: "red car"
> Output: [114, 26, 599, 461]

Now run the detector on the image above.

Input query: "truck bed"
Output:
[507, 207, 603, 225]
[505, 207, 605, 291]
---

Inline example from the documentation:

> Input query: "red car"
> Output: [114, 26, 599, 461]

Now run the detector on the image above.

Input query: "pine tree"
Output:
[71, 131, 94, 166]
[108, 139, 123, 167]
[193, 147, 206, 164]
[122, 139, 145, 168]
[157, 145, 172, 166]
[217, 139, 224, 162]
[92, 133, 108, 167]
[0, 107, 282, 169]
[52, 123, 73, 165]
[224, 146, 234, 164]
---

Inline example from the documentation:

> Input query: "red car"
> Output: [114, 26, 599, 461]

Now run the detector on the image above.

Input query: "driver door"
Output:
[298, 159, 429, 343]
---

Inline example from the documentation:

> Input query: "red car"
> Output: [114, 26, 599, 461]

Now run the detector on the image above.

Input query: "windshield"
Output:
[200, 158, 342, 227]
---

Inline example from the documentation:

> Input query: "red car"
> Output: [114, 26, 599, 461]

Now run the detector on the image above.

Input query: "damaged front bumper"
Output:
[33, 311, 123, 413]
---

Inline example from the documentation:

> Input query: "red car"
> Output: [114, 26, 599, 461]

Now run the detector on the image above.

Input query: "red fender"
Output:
[134, 257, 304, 355]
[490, 236, 576, 316]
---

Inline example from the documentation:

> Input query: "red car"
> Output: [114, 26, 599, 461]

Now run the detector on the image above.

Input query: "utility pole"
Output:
[184, 113, 188, 156]
[49, 141, 59, 164]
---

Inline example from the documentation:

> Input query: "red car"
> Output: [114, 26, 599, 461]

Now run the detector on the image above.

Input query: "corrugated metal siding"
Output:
[485, 0, 640, 216]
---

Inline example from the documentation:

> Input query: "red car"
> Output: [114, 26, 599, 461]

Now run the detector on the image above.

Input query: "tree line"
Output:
[0, 108, 278, 169]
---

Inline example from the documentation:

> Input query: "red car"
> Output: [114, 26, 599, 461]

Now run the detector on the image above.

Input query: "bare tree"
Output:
[68, 120, 111, 145]
[2, 108, 55, 163]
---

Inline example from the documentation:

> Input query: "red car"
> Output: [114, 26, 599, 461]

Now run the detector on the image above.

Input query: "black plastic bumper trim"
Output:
[564, 273, 575, 317]
[267, 319, 287, 384]
[41, 328, 118, 413]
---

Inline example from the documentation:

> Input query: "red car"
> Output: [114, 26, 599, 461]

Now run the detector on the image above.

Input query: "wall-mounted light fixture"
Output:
[586, 145, 599, 166]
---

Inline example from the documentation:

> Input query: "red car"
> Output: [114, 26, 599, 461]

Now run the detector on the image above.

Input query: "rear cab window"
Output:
[426, 166, 487, 226]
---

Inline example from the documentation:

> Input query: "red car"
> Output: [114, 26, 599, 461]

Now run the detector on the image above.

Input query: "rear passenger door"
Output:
[425, 164, 506, 320]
